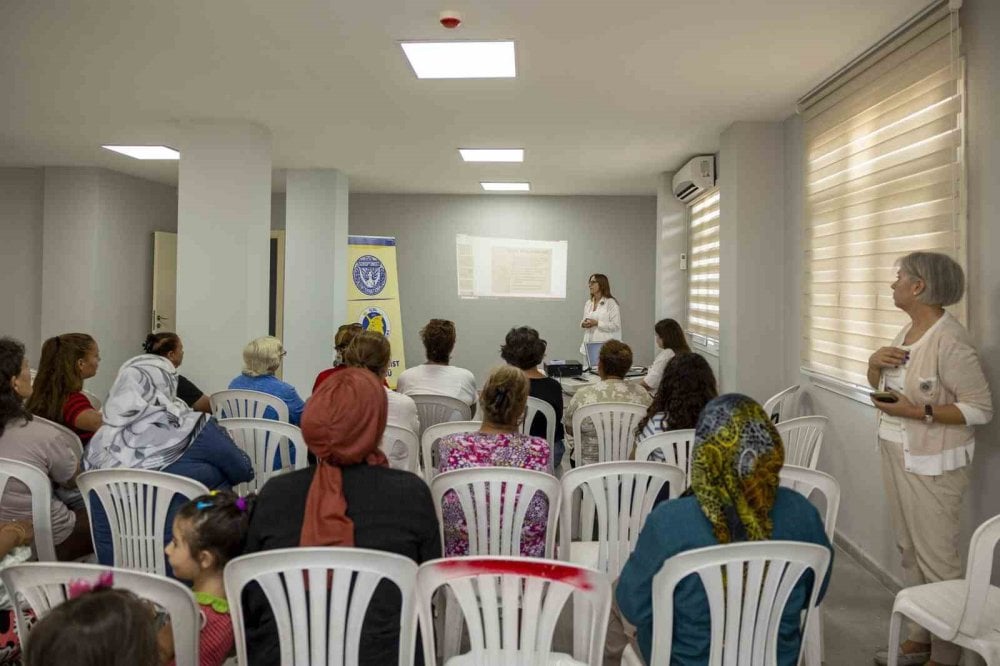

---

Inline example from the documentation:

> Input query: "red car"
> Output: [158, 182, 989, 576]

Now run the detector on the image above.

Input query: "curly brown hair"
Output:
[598, 340, 632, 378]
[636, 352, 718, 436]
[421, 319, 456, 363]
[500, 326, 547, 370]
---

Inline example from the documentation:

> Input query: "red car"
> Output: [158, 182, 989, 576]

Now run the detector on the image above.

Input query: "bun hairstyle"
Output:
[175, 491, 256, 569]
[480, 365, 529, 427]
[500, 326, 547, 370]
[343, 331, 391, 377]
[26, 333, 96, 422]
[142, 332, 180, 356]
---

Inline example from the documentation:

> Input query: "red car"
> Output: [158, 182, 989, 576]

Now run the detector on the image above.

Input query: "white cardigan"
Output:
[579, 297, 622, 353]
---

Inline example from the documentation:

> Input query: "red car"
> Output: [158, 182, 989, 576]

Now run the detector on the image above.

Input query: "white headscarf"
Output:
[85, 354, 206, 471]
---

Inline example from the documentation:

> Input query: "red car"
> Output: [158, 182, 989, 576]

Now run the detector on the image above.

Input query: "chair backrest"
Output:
[217, 418, 307, 494]
[1, 562, 200, 665]
[409, 394, 472, 437]
[80, 388, 102, 410]
[420, 420, 481, 480]
[76, 469, 210, 575]
[430, 467, 562, 558]
[778, 466, 841, 541]
[647, 541, 831, 666]
[560, 461, 686, 578]
[761, 385, 800, 423]
[417, 556, 612, 665]
[210, 389, 289, 422]
[225, 547, 418, 666]
[634, 429, 696, 482]
[571, 402, 647, 466]
[0, 458, 57, 561]
[381, 424, 421, 474]
[958, 512, 1000, 637]
[775, 416, 827, 469]
[521, 396, 557, 445]
[33, 416, 83, 457]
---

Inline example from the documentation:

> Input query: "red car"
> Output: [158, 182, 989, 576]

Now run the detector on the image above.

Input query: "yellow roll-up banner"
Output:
[347, 235, 406, 389]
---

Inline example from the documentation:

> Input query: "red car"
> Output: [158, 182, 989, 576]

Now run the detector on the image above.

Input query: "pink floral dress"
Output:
[437, 431, 552, 557]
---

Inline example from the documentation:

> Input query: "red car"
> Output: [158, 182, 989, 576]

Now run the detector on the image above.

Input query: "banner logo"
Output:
[359, 306, 391, 338]
[352, 254, 387, 296]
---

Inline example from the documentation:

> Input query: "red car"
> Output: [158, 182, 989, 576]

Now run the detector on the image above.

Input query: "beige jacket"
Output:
[879, 312, 993, 475]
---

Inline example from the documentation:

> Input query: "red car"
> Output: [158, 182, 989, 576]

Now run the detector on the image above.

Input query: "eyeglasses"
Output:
[279, 350, 288, 358]
[588, 280, 597, 285]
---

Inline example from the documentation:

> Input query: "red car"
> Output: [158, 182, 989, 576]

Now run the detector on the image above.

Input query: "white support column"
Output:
[175, 123, 272, 394]
[654, 171, 689, 360]
[282, 169, 349, 396]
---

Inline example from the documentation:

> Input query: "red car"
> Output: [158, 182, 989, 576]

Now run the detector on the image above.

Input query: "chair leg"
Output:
[802, 611, 821, 666]
[573, 593, 592, 662]
[887, 612, 902, 666]
[443, 587, 462, 659]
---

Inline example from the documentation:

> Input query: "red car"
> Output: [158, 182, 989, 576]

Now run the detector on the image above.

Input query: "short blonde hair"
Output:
[242, 336, 283, 377]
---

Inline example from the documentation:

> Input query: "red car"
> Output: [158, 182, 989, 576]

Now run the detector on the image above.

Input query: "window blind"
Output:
[798, 2, 964, 386]
[688, 189, 721, 344]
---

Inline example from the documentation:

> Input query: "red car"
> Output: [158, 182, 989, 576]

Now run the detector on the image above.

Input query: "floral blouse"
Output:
[437, 431, 552, 557]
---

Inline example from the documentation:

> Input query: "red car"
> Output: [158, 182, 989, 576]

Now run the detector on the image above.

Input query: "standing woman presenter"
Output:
[580, 273, 622, 355]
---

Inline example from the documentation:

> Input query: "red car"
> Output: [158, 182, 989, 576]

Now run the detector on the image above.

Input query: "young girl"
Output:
[161, 491, 253, 666]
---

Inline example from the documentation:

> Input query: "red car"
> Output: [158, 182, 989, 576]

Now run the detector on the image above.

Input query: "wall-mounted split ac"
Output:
[672, 155, 716, 202]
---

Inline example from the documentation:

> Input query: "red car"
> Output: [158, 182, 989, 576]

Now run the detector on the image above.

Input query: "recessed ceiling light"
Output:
[400, 41, 516, 79]
[460, 149, 524, 163]
[102, 145, 180, 160]
[481, 182, 530, 192]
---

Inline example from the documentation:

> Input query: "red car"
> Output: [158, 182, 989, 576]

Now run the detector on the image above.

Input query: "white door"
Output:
[152, 231, 177, 333]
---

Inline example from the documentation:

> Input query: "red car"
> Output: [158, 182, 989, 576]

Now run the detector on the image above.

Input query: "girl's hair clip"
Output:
[68, 571, 114, 599]
[195, 500, 213, 510]
[235, 496, 248, 512]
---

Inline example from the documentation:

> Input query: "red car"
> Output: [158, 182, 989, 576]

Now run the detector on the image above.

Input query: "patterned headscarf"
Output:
[689, 393, 784, 543]
[299, 367, 388, 548]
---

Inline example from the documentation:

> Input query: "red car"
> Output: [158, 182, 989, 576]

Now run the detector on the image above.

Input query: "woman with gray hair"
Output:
[869, 251, 992, 666]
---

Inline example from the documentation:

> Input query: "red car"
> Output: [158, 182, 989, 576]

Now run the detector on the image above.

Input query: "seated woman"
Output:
[311, 322, 363, 394]
[343, 332, 420, 464]
[26, 333, 102, 446]
[142, 332, 211, 414]
[500, 326, 565, 468]
[396, 319, 477, 411]
[615, 394, 832, 666]
[85, 353, 254, 566]
[242, 368, 440, 666]
[634, 352, 718, 460]
[228, 336, 305, 425]
[0, 337, 92, 561]
[640, 318, 691, 392]
[437, 365, 552, 557]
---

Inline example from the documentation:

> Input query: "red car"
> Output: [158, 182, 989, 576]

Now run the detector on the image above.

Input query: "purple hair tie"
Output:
[235, 496, 248, 512]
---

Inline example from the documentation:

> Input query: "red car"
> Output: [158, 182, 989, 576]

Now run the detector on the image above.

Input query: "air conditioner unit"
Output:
[672, 155, 716, 203]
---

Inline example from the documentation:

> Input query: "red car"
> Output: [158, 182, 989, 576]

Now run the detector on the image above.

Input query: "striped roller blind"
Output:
[687, 189, 721, 343]
[798, 2, 964, 386]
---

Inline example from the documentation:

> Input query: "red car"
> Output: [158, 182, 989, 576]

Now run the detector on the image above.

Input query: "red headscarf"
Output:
[299, 367, 388, 547]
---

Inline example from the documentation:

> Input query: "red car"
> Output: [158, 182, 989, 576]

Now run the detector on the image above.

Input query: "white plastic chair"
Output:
[76, 469, 210, 575]
[888, 513, 1000, 666]
[81, 388, 102, 410]
[522, 396, 557, 445]
[210, 389, 290, 422]
[775, 416, 827, 469]
[218, 418, 306, 493]
[417, 556, 612, 666]
[570, 402, 647, 467]
[225, 547, 418, 666]
[634, 429, 696, 482]
[0, 458, 57, 561]
[420, 420, 481, 480]
[1, 561, 200, 665]
[410, 394, 472, 437]
[381, 424, 421, 474]
[779, 466, 841, 666]
[560, 462, 686, 659]
[622, 541, 831, 666]
[33, 416, 84, 457]
[762, 385, 800, 423]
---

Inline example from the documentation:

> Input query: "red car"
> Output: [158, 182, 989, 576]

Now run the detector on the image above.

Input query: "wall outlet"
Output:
[679, 252, 688, 270]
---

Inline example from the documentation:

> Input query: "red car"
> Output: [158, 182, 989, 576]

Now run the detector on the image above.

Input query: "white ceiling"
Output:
[0, 0, 927, 195]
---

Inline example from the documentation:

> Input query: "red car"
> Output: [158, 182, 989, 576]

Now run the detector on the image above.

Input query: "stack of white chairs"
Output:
[762, 384, 800, 423]
[776, 416, 828, 469]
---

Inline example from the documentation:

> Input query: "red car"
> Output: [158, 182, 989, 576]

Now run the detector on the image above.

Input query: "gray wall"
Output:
[0, 168, 44, 362]
[344, 194, 657, 383]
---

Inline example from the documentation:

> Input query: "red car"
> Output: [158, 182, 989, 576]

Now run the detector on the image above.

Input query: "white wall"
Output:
[0, 168, 44, 362]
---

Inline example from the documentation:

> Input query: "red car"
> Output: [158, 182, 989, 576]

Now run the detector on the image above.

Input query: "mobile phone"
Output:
[871, 391, 899, 403]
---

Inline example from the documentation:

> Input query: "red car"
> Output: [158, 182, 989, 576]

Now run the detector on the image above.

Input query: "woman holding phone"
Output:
[579, 273, 621, 356]
[869, 252, 992, 666]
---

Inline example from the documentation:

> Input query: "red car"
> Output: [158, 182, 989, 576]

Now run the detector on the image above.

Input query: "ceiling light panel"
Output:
[401, 41, 516, 79]
[102, 145, 179, 160]
[459, 149, 524, 162]
[481, 182, 530, 192]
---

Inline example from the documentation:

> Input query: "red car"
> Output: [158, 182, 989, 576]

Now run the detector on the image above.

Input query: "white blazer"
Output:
[580, 297, 622, 353]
